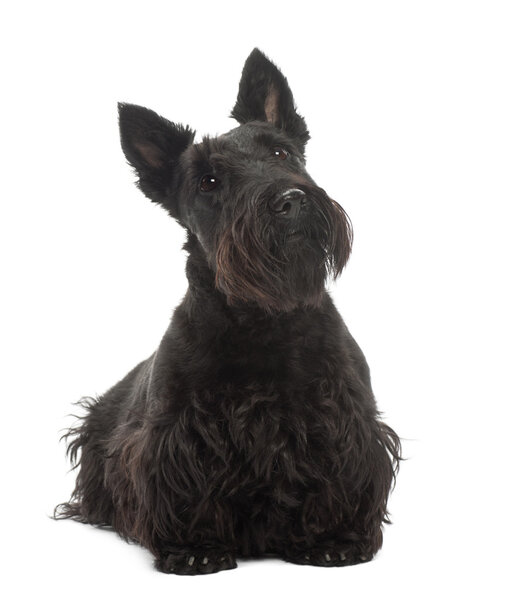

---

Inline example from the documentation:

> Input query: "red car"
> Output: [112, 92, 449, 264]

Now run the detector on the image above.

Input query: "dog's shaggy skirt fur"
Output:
[55, 49, 401, 575]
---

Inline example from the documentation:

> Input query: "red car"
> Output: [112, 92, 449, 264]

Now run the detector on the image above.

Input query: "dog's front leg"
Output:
[110, 416, 239, 575]
[282, 418, 401, 568]
[150, 499, 238, 575]
[282, 501, 380, 567]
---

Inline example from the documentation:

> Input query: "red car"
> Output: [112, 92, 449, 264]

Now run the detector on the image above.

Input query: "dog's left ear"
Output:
[118, 103, 195, 212]
[231, 48, 310, 153]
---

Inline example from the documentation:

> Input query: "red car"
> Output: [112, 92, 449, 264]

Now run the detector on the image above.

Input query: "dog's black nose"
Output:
[271, 189, 306, 219]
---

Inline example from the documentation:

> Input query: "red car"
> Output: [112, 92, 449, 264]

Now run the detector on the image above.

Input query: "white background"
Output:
[1, 1, 513, 598]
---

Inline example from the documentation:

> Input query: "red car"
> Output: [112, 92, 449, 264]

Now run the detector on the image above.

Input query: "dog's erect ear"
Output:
[118, 103, 195, 209]
[231, 48, 310, 152]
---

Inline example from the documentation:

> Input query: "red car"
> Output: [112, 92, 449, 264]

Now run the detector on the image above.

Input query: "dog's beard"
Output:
[215, 186, 353, 312]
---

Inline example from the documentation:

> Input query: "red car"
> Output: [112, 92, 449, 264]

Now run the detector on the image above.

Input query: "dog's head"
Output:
[119, 49, 352, 312]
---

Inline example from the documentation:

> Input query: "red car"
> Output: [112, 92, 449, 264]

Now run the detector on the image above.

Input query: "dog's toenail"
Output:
[304, 554, 310, 561]
[220, 556, 226, 562]
[339, 552, 346, 561]
[202, 557, 209, 565]
[360, 554, 368, 561]
[188, 556, 195, 566]
[324, 553, 331, 562]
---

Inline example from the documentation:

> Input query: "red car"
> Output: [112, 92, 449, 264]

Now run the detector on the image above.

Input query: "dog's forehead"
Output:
[220, 122, 273, 149]
[197, 122, 287, 159]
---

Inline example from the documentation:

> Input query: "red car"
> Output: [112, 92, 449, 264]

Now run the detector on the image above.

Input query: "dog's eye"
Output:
[199, 175, 220, 193]
[273, 147, 289, 160]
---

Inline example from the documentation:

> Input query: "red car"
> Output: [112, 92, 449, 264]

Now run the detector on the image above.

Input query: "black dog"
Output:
[56, 49, 400, 575]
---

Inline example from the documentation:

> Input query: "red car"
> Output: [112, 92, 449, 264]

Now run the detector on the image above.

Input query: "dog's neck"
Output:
[181, 231, 329, 327]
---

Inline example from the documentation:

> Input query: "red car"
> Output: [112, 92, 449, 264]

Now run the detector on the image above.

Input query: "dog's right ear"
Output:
[118, 103, 195, 211]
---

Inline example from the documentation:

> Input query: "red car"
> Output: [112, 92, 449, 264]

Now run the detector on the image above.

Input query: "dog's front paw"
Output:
[284, 545, 373, 567]
[155, 547, 237, 575]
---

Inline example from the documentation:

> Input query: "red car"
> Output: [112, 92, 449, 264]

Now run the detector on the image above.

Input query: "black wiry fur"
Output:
[55, 49, 401, 575]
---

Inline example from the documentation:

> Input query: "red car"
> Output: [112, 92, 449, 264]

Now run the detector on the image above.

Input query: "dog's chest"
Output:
[184, 376, 343, 494]
[162, 303, 348, 484]
[212, 311, 337, 388]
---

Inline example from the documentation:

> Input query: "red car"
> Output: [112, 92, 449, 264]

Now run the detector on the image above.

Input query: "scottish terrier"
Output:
[55, 48, 401, 575]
